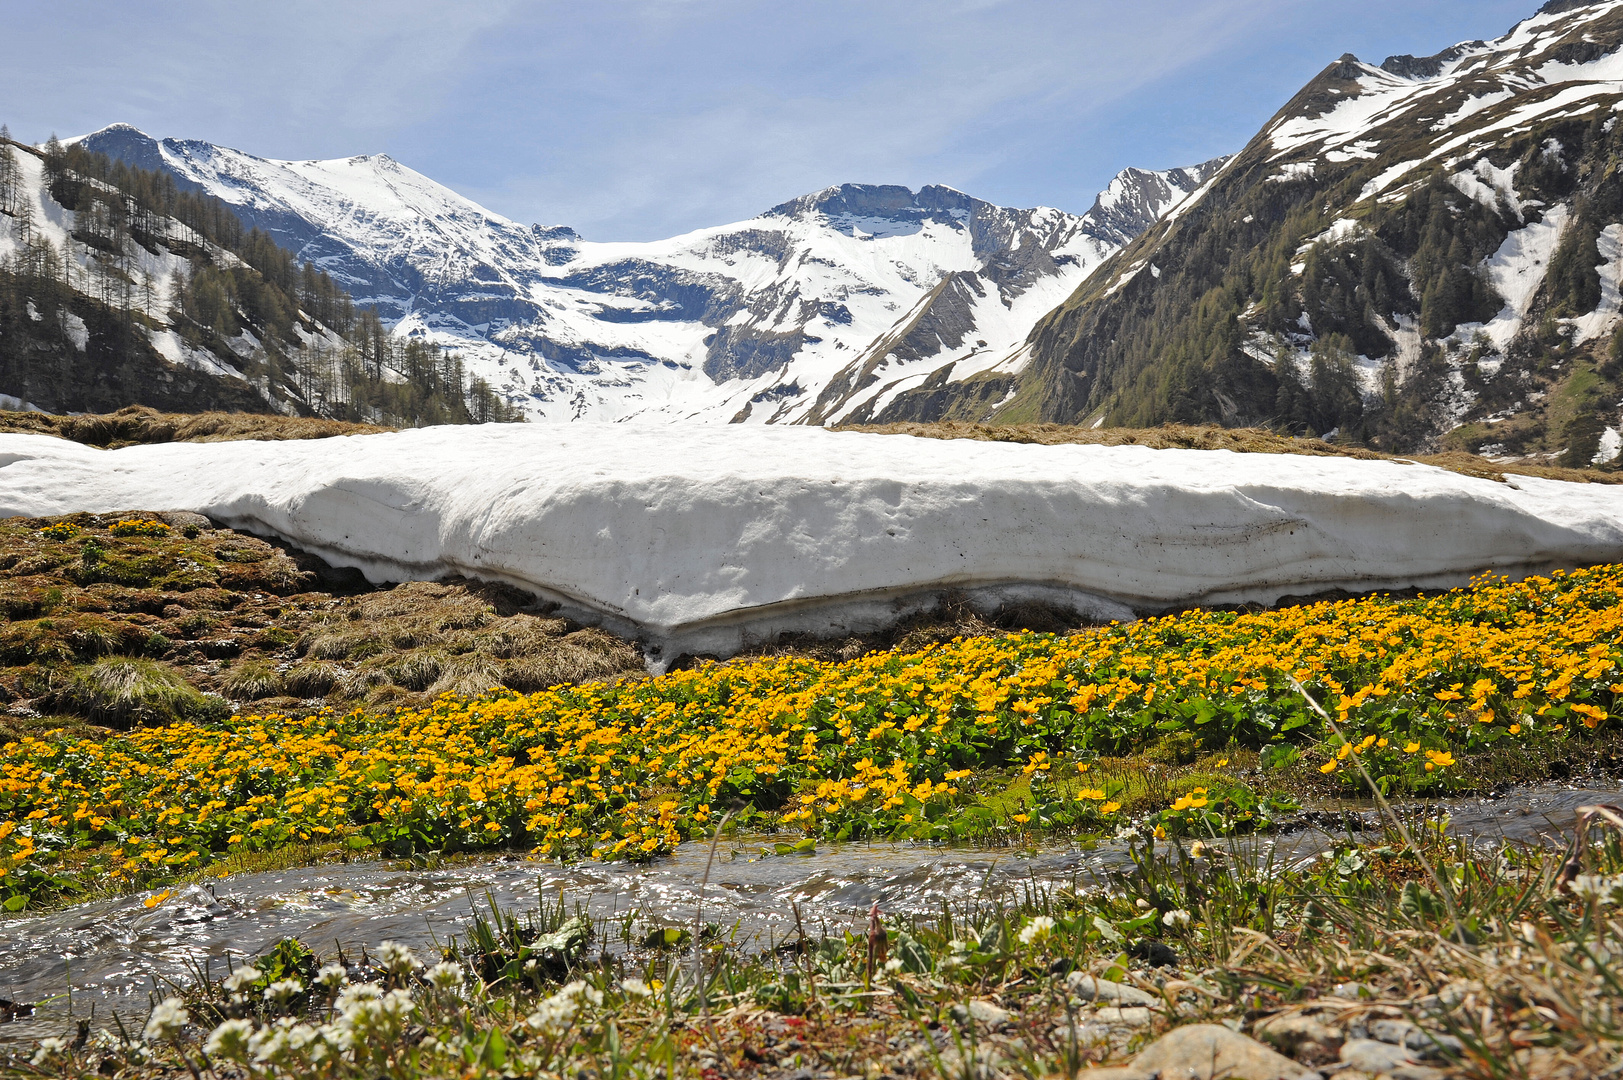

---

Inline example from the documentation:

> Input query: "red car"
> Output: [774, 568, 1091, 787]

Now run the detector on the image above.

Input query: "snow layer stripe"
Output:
[2, 427, 1622, 663]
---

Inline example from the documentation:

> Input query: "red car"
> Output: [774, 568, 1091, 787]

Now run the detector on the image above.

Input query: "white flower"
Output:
[248, 1024, 289, 1063]
[526, 997, 576, 1034]
[263, 978, 304, 1004]
[379, 988, 417, 1018]
[1163, 909, 1192, 928]
[315, 962, 348, 990]
[223, 964, 261, 992]
[375, 940, 421, 975]
[883, 957, 904, 972]
[144, 997, 190, 1042]
[558, 979, 603, 1006]
[619, 977, 654, 997]
[1018, 915, 1056, 945]
[205, 1018, 255, 1061]
[426, 961, 464, 990]
[526, 985, 586, 1035]
[30, 1037, 68, 1066]
[1572, 874, 1623, 903]
[334, 982, 383, 1014]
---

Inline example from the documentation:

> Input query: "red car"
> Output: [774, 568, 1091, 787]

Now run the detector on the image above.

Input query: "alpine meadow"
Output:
[12, 3, 1623, 1080]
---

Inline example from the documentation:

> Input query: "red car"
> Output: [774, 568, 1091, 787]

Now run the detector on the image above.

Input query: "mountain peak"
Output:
[79, 122, 153, 141]
[769, 183, 946, 221]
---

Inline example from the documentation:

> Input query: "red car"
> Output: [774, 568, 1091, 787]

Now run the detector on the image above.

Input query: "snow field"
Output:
[3, 426, 1623, 667]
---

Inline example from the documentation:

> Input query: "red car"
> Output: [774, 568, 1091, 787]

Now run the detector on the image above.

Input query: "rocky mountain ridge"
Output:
[893, 0, 1623, 464]
[76, 124, 1224, 424]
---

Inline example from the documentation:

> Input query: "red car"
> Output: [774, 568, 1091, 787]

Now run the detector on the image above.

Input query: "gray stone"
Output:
[1252, 1012, 1344, 1065]
[1369, 1018, 1463, 1059]
[1094, 1006, 1154, 1027]
[1054, 1021, 1114, 1047]
[950, 999, 1011, 1030]
[158, 510, 214, 531]
[1331, 981, 1377, 1000]
[1338, 1037, 1447, 1078]
[1066, 972, 1162, 1007]
[1129, 1024, 1319, 1080]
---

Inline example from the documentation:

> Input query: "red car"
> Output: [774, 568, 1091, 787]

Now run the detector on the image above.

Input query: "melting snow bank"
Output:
[3, 426, 1623, 666]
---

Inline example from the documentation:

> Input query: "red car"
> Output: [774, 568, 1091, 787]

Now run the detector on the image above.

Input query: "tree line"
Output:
[0, 125, 522, 426]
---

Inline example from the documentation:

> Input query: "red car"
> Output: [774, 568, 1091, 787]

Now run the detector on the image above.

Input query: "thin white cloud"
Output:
[2, 0, 1540, 239]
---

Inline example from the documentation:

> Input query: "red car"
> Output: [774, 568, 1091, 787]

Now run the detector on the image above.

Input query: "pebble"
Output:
[1085, 1023, 1319, 1080]
[1252, 1013, 1344, 1065]
[1053, 1021, 1114, 1047]
[1066, 972, 1162, 1007]
[1331, 981, 1377, 1000]
[1337, 1037, 1445, 1079]
[1093, 1006, 1154, 1027]
[950, 999, 1012, 1030]
[1368, 1018, 1463, 1059]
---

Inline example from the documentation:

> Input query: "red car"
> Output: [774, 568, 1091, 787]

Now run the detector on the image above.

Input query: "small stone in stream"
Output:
[1127, 939, 1179, 967]
[1252, 1013, 1344, 1065]
[1128, 1024, 1319, 1080]
[1066, 972, 1161, 1006]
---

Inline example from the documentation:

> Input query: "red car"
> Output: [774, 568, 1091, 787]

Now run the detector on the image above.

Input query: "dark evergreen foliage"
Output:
[0, 129, 522, 426]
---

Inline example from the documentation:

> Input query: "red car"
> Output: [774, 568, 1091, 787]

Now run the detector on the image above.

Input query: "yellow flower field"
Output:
[2, 565, 1621, 907]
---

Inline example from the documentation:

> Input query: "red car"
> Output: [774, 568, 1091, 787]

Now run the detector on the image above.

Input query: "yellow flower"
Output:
[1320, 760, 1339, 774]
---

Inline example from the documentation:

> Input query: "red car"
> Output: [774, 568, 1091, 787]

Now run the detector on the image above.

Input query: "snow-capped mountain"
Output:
[928, 0, 1623, 462]
[76, 124, 1225, 424]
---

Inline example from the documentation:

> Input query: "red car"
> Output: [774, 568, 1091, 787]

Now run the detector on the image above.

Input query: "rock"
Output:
[1128, 1024, 1319, 1080]
[158, 510, 214, 531]
[1369, 1018, 1463, 1059]
[1066, 972, 1162, 1007]
[1337, 1038, 1445, 1079]
[950, 999, 1011, 1030]
[1331, 981, 1376, 1000]
[1094, 1006, 1154, 1027]
[1252, 1013, 1344, 1064]
[1054, 1022, 1114, 1047]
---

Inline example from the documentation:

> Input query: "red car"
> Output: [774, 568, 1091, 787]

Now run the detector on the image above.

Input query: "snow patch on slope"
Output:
[1480, 205, 1571, 350]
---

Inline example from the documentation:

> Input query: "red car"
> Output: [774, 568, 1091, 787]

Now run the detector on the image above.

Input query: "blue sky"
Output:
[3, 0, 1542, 240]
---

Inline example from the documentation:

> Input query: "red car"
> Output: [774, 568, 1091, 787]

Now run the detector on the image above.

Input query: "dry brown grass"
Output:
[0, 405, 387, 448]
[0, 515, 646, 729]
[842, 420, 1623, 485]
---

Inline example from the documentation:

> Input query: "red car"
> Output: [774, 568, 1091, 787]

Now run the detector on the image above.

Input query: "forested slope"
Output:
[0, 128, 521, 425]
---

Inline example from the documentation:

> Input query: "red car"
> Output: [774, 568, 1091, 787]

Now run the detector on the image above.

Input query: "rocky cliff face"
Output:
[909, 0, 1623, 465]
[78, 125, 1222, 424]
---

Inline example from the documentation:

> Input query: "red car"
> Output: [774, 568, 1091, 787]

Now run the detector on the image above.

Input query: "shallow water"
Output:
[1, 782, 1617, 1045]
